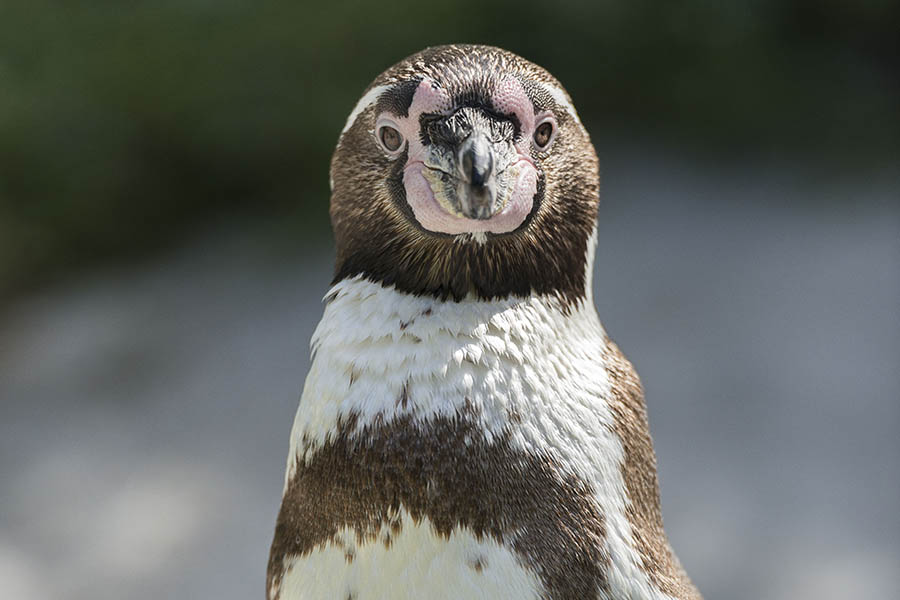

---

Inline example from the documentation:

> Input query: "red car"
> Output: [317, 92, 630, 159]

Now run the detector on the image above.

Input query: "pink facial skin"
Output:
[376, 78, 544, 236]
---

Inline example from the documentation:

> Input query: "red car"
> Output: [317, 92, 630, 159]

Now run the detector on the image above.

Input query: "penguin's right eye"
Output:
[378, 125, 404, 153]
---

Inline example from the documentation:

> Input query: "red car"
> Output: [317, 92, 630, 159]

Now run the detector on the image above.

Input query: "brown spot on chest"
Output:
[267, 414, 609, 600]
[397, 380, 410, 409]
[468, 554, 487, 573]
[400, 307, 433, 332]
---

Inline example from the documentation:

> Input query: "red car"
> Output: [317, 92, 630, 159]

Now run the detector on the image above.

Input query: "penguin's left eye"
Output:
[377, 125, 404, 153]
[533, 119, 556, 150]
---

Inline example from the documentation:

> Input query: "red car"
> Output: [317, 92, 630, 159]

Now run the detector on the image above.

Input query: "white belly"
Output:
[277, 511, 542, 600]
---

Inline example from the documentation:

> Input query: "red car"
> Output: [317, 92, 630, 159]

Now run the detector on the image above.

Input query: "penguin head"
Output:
[330, 44, 599, 307]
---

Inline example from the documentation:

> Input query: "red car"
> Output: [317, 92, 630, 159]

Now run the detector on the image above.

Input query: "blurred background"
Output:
[1, 1, 897, 599]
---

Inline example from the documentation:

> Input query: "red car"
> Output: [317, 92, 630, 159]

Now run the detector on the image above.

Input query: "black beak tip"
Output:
[462, 183, 495, 220]
[464, 204, 493, 220]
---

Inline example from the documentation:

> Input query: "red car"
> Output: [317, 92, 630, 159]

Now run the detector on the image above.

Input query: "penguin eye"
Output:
[377, 124, 404, 153]
[533, 119, 555, 150]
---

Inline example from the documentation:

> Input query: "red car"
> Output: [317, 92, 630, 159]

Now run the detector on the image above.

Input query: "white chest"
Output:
[271, 278, 673, 600]
[289, 277, 612, 468]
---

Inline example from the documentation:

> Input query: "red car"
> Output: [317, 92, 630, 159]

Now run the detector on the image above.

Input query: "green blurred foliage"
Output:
[0, 0, 897, 298]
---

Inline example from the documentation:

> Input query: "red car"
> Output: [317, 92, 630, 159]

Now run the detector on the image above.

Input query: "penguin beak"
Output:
[420, 107, 518, 222]
[456, 132, 497, 220]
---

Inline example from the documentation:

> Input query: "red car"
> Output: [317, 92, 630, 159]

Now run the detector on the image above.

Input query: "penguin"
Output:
[267, 44, 701, 600]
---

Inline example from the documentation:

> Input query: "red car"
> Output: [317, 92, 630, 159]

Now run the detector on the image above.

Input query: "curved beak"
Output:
[420, 106, 518, 221]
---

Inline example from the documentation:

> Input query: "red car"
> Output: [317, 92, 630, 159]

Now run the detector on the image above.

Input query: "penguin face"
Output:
[370, 77, 554, 233]
[330, 45, 600, 307]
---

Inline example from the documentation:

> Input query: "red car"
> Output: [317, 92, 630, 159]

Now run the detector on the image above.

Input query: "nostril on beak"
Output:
[460, 135, 494, 187]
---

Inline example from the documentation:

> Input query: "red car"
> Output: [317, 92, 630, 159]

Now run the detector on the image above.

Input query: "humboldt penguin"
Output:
[267, 44, 701, 600]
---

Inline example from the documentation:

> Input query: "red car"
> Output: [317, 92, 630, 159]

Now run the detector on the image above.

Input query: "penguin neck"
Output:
[289, 224, 602, 462]
[294, 274, 603, 459]
[330, 211, 599, 309]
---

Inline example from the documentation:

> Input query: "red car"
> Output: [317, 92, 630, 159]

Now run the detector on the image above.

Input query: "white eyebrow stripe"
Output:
[341, 84, 391, 135]
[539, 83, 583, 126]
